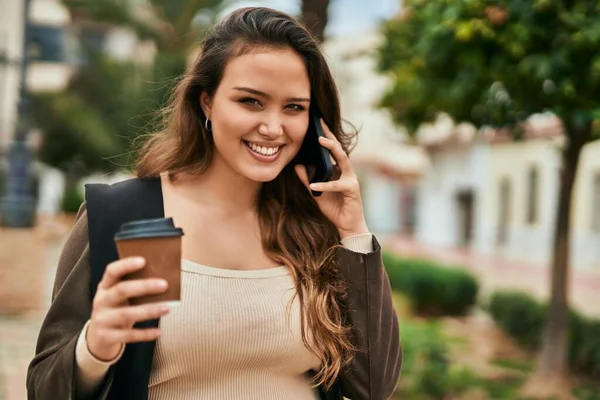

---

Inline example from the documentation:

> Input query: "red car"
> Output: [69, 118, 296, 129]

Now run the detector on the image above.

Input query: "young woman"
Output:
[27, 7, 401, 400]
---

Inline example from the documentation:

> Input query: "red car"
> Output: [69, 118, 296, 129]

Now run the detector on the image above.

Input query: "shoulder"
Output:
[52, 202, 90, 297]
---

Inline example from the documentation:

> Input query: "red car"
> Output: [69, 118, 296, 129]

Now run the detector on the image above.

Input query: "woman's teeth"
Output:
[245, 141, 280, 156]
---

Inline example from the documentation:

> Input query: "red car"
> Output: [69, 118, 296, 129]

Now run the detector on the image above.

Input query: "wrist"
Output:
[339, 223, 370, 239]
[86, 324, 122, 362]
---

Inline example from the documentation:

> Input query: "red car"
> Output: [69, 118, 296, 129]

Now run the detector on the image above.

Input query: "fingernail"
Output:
[159, 305, 171, 313]
[157, 280, 168, 289]
[309, 183, 318, 189]
[134, 257, 146, 265]
[319, 136, 330, 142]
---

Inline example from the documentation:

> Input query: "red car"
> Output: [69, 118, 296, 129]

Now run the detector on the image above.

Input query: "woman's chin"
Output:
[241, 165, 285, 183]
[246, 172, 281, 183]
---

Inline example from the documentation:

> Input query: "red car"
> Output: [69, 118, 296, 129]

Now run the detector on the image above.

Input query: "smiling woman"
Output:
[27, 7, 402, 400]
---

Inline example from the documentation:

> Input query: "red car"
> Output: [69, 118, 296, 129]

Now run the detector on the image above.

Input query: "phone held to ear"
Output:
[294, 104, 334, 197]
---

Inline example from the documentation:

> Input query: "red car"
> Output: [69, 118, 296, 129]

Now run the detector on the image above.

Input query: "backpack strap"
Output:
[85, 176, 163, 400]
[86, 177, 164, 299]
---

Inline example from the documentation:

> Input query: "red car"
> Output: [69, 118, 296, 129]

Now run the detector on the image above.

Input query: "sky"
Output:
[219, 0, 401, 37]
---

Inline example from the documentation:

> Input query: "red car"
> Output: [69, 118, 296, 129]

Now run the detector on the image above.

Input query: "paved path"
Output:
[381, 235, 600, 318]
[0, 217, 69, 400]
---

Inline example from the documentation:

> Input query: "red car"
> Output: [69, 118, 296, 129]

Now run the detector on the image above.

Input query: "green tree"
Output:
[377, 1, 600, 398]
[31, 49, 144, 194]
[63, 0, 227, 111]
[32, 0, 229, 194]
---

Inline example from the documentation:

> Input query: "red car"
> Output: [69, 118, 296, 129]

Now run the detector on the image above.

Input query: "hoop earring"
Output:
[205, 118, 212, 131]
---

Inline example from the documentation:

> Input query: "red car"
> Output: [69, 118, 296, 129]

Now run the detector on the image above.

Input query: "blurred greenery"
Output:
[383, 251, 479, 317]
[488, 291, 600, 381]
[378, 1, 600, 389]
[63, 0, 226, 51]
[60, 184, 85, 213]
[378, 0, 600, 136]
[487, 291, 547, 348]
[32, 49, 142, 173]
[396, 317, 478, 399]
[394, 291, 600, 399]
[31, 0, 229, 192]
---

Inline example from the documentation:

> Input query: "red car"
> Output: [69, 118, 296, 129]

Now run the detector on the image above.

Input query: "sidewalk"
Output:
[381, 235, 600, 318]
[0, 217, 70, 400]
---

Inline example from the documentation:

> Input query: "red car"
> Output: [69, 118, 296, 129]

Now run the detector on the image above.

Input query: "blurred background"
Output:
[1, 0, 599, 399]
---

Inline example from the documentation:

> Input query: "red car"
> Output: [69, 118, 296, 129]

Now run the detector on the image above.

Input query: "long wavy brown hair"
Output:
[135, 7, 358, 388]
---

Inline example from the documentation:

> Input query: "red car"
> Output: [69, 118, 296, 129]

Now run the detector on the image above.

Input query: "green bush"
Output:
[488, 291, 600, 380]
[397, 319, 481, 399]
[488, 291, 546, 348]
[60, 185, 84, 214]
[383, 252, 479, 316]
[572, 318, 600, 379]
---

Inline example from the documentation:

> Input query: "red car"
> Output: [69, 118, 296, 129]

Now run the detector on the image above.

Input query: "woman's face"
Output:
[201, 47, 311, 183]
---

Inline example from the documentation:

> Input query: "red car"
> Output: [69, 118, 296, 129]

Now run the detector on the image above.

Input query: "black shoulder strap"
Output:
[86, 177, 163, 299]
[85, 176, 163, 400]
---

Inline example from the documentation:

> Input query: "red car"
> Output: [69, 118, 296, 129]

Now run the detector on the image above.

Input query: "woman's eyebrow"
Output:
[233, 86, 310, 103]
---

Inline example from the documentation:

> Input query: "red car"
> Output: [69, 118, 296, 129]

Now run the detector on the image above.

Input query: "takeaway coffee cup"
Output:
[114, 218, 184, 307]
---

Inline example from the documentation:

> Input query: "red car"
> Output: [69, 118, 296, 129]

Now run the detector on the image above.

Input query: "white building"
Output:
[416, 114, 600, 270]
[324, 30, 428, 235]
[415, 115, 489, 250]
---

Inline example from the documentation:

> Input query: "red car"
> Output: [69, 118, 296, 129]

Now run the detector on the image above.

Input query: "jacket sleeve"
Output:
[26, 203, 115, 400]
[337, 235, 402, 400]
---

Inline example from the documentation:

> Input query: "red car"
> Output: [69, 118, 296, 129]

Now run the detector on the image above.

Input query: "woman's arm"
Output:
[337, 235, 402, 400]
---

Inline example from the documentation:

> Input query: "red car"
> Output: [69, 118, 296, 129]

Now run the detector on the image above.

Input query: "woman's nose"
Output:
[258, 114, 284, 138]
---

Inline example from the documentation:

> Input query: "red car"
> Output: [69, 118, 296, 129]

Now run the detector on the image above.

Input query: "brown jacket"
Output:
[27, 196, 401, 399]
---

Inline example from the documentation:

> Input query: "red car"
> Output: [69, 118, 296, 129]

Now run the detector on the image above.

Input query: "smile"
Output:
[244, 141, 281, 156]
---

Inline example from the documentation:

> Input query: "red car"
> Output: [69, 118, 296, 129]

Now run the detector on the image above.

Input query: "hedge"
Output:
[383, 252, 479, 316]
[488, 291, 600, 380]
[60, 185, 84, 214]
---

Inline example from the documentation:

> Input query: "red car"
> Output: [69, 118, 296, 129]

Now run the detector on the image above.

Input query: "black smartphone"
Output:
[294, 104, 334, 197]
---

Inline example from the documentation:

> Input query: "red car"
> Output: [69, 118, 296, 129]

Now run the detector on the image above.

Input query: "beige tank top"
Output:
[148, 260, 321, 399]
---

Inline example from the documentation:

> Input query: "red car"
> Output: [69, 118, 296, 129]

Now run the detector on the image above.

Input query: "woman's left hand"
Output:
[295, 119, 369, 239]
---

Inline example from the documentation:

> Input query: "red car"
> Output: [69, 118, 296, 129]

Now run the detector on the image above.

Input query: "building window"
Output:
[28, 24, 66, 62]
[592, 173, 600, 233]
[526, 166, 539, 224]
[497, 178, 511, 246]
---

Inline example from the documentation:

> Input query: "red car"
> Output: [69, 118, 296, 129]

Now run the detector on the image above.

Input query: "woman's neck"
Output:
[166, 159, 262, 214]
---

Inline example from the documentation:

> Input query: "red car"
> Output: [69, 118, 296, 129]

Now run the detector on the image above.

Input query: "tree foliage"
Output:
[32, 48, 144, 176]
[378, 0, 600, 137]
[33, 0, 227, 181]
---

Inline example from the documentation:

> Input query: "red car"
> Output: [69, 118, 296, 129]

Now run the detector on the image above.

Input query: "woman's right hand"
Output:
[86, 257, 171, 361]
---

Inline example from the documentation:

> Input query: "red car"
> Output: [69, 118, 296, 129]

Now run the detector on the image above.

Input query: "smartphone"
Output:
[294, 104, 334, 197]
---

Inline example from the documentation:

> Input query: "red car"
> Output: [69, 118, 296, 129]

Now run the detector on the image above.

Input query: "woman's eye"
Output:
[239, 97, 261, 106]
[286, 104, 306, 111]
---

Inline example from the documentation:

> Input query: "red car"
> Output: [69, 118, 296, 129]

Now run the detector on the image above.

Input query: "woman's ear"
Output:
[200, 92, 213, 119]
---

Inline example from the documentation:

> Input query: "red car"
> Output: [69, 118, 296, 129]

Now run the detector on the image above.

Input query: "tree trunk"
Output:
[301, 0, 330, 43]
[521, 122, 591, 399]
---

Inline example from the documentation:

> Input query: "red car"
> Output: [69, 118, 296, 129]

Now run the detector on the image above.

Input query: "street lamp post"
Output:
[0, 0, 38, 228]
